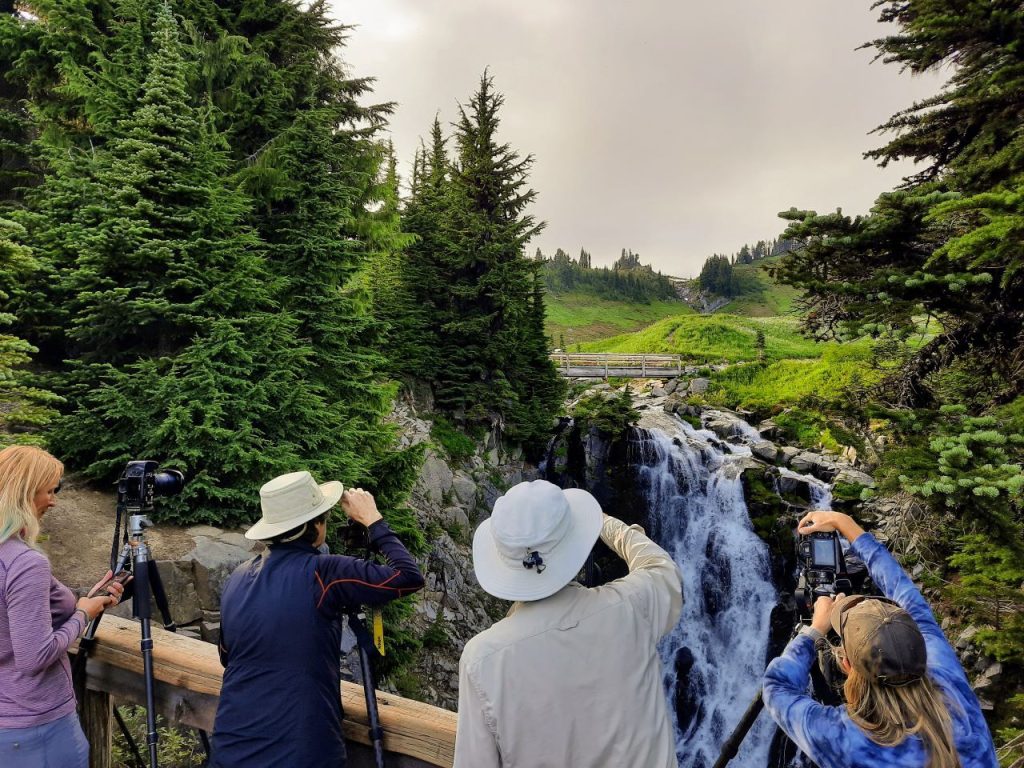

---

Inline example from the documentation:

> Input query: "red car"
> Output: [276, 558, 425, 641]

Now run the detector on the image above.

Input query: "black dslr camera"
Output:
[797, 531, 853, 602]
[118, 460, 185, 513]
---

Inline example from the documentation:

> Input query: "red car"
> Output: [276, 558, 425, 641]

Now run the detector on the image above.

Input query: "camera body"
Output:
[797, 531, 853, 600]
[118, 460, 185, 513]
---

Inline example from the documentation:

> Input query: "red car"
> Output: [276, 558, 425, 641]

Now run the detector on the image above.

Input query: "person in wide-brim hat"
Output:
[243, 470, 344, 541]
[454, 479, 683, 768]
[472, 479, 604, 601]
[211, 470, 424, 768]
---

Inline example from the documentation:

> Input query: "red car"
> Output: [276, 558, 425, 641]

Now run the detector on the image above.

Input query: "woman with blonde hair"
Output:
[763, 510, 998, 768]
[0, 445, 126, 768]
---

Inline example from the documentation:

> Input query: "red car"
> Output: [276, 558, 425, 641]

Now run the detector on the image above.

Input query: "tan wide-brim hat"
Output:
[245, 471, 344, 541]
[473, 480, 603, 602]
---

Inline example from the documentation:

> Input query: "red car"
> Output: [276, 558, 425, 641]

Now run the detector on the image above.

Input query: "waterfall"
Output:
[630, 417, 831, 768]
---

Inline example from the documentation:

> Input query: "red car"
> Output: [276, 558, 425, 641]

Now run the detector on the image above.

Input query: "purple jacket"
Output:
[0, 537, 87, 728]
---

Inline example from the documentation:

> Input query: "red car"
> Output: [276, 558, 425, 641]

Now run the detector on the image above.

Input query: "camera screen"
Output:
[812, 538, 837, 568]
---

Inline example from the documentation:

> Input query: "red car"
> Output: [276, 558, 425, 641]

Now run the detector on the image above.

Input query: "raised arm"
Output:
[598, 514, 682, 639]
[315, 520, 424, 615]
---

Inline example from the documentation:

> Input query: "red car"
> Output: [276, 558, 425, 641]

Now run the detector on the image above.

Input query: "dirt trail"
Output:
[37, 475, 196, 594]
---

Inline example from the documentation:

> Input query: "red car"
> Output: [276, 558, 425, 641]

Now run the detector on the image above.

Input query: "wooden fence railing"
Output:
[549, 353, 684, 378]
[72, 615, 456, 768]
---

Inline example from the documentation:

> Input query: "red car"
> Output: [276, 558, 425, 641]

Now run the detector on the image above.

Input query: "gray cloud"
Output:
[332, 0, 944, 276]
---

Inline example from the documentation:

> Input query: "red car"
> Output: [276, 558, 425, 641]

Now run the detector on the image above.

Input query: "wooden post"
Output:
[82, 688, 112, 768]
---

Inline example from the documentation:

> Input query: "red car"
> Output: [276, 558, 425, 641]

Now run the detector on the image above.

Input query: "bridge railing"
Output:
[73, 615, 456, 768]
[549, 353, 683, 377]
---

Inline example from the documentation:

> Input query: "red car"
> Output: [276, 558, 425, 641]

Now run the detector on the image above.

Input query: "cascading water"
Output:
[629, 414, 831, 768]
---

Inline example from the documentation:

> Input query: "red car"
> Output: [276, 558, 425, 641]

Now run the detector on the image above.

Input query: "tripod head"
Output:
[129, 514, 154, 539]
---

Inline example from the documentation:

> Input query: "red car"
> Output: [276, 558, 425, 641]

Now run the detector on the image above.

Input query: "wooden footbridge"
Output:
[550, 353, 684, 378]
[72, 615, 455, 768]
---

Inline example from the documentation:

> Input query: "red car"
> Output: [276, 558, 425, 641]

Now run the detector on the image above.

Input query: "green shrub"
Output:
[430, 416, 477, 463]
[112, 705, 204, 768]
[573, 388, 639, 435]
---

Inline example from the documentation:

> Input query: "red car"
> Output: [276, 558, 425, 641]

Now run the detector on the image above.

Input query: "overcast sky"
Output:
[330, 1, 945, 277]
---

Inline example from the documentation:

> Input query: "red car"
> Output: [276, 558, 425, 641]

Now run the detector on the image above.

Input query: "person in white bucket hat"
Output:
[210, 471, 424, 768]
[454, 479, 683, 768]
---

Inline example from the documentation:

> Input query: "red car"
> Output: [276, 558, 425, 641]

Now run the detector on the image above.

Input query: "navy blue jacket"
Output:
[764, 533, 998, 768]
[210, 520, 424, 768]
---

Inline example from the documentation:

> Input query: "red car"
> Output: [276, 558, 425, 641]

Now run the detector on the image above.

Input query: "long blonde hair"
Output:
[0, 445, 63, 546]
[843, 664, 961, 768]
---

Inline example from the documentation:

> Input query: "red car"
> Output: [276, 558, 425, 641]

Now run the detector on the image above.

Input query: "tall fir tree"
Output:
[399, 116, 453, 382]
[431, 72, 562, 453]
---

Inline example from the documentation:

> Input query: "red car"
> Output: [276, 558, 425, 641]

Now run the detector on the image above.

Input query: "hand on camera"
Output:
[798, 510, 843, 533]
[341, 488, 383, 528]
[798, 511, 865, 543]
[811, 593, 839, 635]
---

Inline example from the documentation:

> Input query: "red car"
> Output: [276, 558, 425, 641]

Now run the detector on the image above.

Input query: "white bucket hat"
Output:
[473, 480, 603, 601]
[245, 471, 344, 541]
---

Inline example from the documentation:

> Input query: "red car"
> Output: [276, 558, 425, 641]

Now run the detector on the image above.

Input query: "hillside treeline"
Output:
[698, 238, 796, 297]
[538, 246, 678, 302]
[0, 1, 561, 526]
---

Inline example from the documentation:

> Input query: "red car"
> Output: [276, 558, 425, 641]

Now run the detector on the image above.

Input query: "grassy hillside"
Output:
[719, 259, 802, 316]
[545, 292, 691, 348]
[580, 314, 823, 363]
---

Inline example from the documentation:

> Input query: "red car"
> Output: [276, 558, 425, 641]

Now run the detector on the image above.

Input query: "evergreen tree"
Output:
[0, 216, 60, 443]
[698, 254, 736, 296]
[399, 115, 452, 382]
[773, 0, 1024, 406]
[0, 2, 40, 208]
[430, 72, 562, 453]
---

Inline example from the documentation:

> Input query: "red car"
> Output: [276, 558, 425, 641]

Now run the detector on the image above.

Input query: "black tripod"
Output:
[347, 608, 386, 768]
[73, 513, 180, 768]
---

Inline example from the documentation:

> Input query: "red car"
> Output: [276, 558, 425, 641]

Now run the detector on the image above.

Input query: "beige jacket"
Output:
[454, 515, 683, 768]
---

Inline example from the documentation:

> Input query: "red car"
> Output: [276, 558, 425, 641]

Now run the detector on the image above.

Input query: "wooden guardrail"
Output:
[72, 615, 456, 768]
[549, 353, 684, 378]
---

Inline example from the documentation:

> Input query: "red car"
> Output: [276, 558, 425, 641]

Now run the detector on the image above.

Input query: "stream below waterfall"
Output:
[629, 415, 831, 768]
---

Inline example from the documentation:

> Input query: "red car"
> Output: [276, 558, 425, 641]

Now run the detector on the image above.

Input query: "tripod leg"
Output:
[146, 559, 177, 632]
[132, 550, 160, 768]
[72, 613, 103, 702]
[349, 612, 386, 768]
[712, 691, 766, 768]
[114, 706, 148, 768]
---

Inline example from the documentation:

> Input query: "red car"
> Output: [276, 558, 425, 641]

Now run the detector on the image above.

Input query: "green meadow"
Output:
[544, 293, 691, 347]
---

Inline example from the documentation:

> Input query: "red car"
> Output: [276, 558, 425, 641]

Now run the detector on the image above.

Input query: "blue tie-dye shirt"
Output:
[763, 533, 998, 768]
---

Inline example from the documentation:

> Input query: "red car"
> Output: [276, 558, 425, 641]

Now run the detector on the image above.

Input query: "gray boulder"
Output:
[751, 440, 780, 463]
[833, 466, 876, 488]
[778, 446, 801, 465]
[184, 537, 256, 611]
[688, 377, 711, 394]
[417, 450, 455, 506]
[452, 472, 478, 509]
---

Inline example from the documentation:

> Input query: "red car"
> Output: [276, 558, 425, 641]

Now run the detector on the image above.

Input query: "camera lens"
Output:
[153, 469, 186, 497]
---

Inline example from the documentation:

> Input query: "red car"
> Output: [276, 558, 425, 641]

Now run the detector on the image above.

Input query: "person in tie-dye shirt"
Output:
[763, 510, 998, 768]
